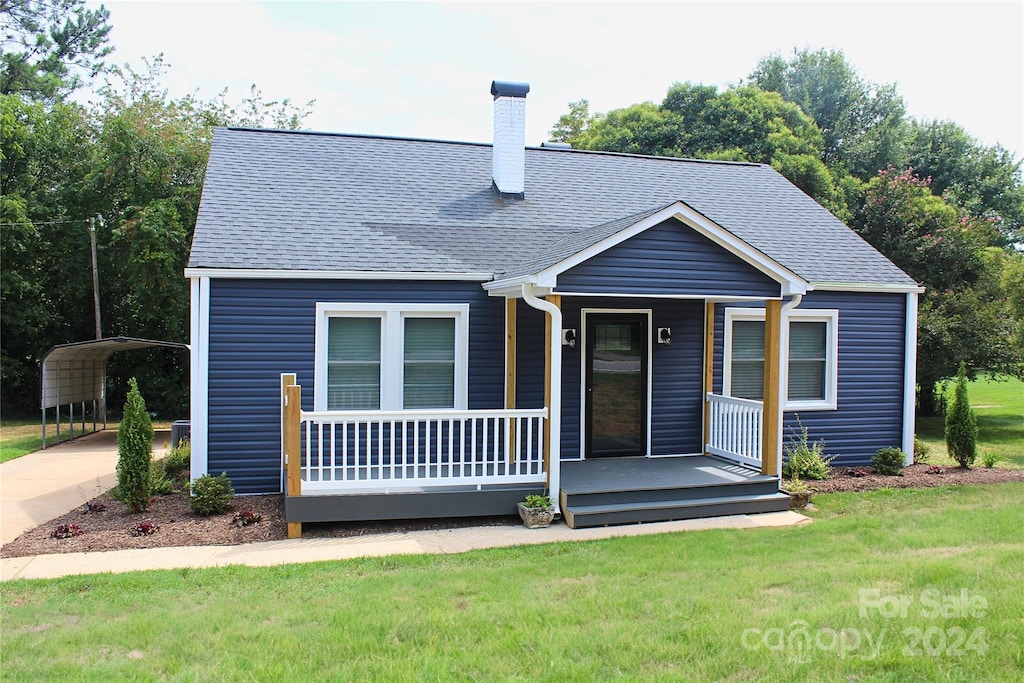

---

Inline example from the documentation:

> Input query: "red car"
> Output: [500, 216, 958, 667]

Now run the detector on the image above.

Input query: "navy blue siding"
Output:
[557, 218, 781, 298]
[206, 279, 505, 494]
[713, 292, 908, 466]
[517, 297, 705, 459]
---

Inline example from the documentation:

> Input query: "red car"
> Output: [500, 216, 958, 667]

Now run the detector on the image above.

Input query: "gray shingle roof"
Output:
[188, 127, 917, 286]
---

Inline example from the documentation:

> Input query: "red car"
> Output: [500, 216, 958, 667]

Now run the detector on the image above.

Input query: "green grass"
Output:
[3, 483, 1022, 681]
[917, 375, 1024, 468]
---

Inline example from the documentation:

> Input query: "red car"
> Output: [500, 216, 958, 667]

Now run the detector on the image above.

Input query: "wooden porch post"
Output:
[543, 294, 561, 484]
[703, 301, 715, 455]
[282, 375, 303, 539]
[761, 299, 782, 476]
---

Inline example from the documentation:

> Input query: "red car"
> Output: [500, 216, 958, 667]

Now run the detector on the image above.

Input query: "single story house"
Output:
[186, 81, 922, 534]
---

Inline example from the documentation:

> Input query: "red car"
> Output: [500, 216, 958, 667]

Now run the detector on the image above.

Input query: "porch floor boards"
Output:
[559, 455, 790, 528]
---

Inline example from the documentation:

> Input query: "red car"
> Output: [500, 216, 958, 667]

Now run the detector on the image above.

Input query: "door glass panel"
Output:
[590, 319, 645, 455]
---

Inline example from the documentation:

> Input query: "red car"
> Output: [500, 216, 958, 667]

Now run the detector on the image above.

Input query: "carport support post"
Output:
[761, 299, 782, 477]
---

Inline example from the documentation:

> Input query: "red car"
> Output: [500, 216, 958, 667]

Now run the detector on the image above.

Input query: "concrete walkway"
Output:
[1, 431, 811, 581]
[1, 430, 169, 545]
[2, 510, 810, 581]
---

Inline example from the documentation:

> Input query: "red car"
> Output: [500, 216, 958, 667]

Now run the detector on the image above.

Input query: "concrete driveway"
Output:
[1, 430, 169, 545]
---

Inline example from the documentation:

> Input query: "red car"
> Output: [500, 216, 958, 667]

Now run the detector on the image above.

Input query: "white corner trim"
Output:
[189, 277, 210, 485]
[902, 292, 919, 465]
[485, 201, 809, 294]
[313, 302, 470, 412]
[183, 268, 493, 281]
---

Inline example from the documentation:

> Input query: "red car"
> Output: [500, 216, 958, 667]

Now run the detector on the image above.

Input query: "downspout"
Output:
[774, 293, 803, 477]
[521, 283, 562, 514]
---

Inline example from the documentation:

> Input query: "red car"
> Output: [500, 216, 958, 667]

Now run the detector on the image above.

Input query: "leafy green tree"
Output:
[556, 83, 842, 214]
[115, 377, 154, 512]
[945, 363, 977, 468]
[905, 120, 1024, 245]
[851, 167, 1023, 414]
[548, 99, 595, 146]
[0, 51, 314, 417]
[749, 48, 909, 180]
[0, 0, 113, 100]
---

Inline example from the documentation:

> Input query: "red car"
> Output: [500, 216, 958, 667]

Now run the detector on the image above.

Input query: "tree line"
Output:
[2, 2, 1021, 418]
[1, 0, 311, 417]
[551, 49, 1024, 414]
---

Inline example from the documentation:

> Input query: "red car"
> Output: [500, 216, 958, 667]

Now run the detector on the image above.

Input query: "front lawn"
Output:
[2, 483, 1022, 681]
[917, 375, 1024, 468]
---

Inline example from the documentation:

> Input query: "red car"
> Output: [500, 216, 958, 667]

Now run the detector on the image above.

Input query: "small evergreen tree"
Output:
[116, 378, 154, 511]
[945, 363, 978, 468]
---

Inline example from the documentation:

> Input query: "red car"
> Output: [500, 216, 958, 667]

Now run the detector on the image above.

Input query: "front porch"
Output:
[280, 372, 785, 535]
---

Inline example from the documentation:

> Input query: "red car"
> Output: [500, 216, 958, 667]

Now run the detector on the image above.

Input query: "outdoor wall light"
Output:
[562, 329, 577, 347]
[658, 327, 672, 345]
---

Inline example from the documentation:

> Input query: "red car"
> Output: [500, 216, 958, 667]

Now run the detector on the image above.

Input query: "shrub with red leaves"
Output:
[130, 521, 159, 536]
[231, 510, 262, 528]
[50, 524, 84, 539]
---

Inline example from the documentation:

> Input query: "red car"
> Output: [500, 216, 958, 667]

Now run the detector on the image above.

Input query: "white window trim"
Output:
[723, 307, 839, 411]
[314, 303, 469, 411]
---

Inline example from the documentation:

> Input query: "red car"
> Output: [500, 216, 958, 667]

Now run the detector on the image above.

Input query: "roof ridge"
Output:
[221, 127, 764, 167]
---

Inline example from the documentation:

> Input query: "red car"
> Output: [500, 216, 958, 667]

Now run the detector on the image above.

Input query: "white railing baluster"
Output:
[705, 393, 763, 470]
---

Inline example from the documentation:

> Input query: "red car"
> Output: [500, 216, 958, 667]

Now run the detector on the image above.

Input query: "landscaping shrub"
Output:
[189, 472, 235, 515]
[872, 447, 906, 476]
[782, 422, 834, 480]
[945, 362, 978, 468]
[115, 378, 154, 512]
[913, 438, 931, 464]
[148, 459, 175, 496]
[231, 510, 262, 527]
[163, 440, 191, 477]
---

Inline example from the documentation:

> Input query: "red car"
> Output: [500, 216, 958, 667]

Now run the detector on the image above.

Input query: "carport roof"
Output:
[41, 337, 189, 408]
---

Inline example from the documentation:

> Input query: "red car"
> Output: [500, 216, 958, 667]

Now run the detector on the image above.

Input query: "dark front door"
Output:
[585, 313, 648, 457]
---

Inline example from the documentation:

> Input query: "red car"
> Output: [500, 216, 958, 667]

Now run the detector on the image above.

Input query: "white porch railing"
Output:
[706, 393, 763, 469]
[298, 408, 549, 493]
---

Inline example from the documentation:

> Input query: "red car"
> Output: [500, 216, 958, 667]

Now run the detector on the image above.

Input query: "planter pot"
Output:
[517, 502, 555, 528]
[787, 490, 811, 509]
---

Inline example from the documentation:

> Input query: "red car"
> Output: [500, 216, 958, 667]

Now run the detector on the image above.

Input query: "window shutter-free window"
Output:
[403, 317, 456, 409]
[327, 317, 381, 409]
[731, 320, 765, 400]
[788, 321, 827, 401]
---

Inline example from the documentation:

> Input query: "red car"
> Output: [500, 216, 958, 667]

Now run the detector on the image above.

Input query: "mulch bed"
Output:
[805, 462, 1024, 494]
[4, 464, 1022, 559]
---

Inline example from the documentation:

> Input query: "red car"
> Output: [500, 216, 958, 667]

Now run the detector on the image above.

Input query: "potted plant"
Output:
[783, 476, 811, 510]
[517, 493, 555, 528]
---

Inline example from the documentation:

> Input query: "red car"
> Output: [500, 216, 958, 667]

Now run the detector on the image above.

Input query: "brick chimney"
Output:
[490, 80, 530, 199]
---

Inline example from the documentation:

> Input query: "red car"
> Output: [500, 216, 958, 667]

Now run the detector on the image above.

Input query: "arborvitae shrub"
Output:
[945, 363, 977, 468]
[115, 378, 154, 512]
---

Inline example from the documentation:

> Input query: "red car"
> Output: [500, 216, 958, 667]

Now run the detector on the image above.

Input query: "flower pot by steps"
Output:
[517, 502, 555, 528]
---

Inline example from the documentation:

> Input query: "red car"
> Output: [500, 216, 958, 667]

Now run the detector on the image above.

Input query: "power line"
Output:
[0, 218, 92, 228]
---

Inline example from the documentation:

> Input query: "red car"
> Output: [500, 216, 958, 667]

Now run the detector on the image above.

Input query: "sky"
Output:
[89, 0, 1024, 159]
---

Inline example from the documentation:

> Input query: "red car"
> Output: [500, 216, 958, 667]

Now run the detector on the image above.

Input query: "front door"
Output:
[585, 313, 649, 457]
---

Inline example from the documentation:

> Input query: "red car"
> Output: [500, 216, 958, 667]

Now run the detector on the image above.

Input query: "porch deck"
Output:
[559, 455, 789, 528]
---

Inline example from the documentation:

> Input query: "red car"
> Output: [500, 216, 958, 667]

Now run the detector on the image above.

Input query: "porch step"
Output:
[561, 492, 792, 529]
[561, 478, 781, 507]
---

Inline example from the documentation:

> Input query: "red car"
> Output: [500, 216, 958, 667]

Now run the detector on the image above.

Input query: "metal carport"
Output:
[40, 337, 189, 447]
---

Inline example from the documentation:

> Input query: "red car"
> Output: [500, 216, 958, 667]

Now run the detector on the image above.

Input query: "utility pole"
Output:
[89, 215, 103, 339]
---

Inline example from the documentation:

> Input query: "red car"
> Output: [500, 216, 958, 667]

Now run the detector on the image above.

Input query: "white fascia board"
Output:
[553, 291, 777, 302]
[811, 281, 925, 294]
[183, 268, 493, 281]
[486, 201, 808, 294]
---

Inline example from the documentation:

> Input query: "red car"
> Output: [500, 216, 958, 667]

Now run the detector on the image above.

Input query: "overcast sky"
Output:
[90, 1, 1024, 159]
